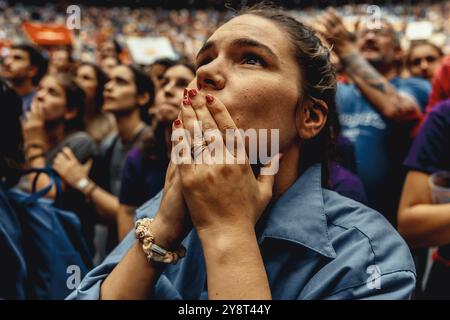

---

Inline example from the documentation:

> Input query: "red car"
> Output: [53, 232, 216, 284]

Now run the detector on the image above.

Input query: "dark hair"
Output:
[407, 40, 444, 65]
[47, 73, 86, 132]
[77, 62, 108, 114]
[125, 65, 156, 124]
[150, 57, 195, 79]
[0, 80, 24, 188]
[11, 43, 48, 85]
[111, 40, 122, 56]
[151, 58, 177, 69]
[235, 3, 338, 183]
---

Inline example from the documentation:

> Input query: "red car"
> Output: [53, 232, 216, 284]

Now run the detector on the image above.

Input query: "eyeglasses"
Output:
[411, 56, 439, 67]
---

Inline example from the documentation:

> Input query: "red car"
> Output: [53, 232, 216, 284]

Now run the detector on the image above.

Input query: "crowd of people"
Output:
[1, 2, 450, 62]
[1, 1, 450, 300]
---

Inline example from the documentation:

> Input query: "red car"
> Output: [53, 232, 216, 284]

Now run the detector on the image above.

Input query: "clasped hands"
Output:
[156, 88, 282, 248]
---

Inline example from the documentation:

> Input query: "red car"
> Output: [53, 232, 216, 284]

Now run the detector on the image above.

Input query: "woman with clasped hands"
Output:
[68, 4, 416, 300]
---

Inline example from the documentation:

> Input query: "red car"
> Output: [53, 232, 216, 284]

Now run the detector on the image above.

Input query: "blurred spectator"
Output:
[407, 40, 444, 81]
[48, 46, 74, 75]
[20, 73, 97, 248]
[1, 44, 48, 112]
[97, 40, 121, 62]
[74, 62, 116, 144]
[54, 65, 155, 258]
[399, 100, 450, 299]
[147, 58, 177, 90]
[317, 8, 430, 224]
[99, 56, 119, 79]
[412, 56, 450, 136]
[117, 61, 195, 240]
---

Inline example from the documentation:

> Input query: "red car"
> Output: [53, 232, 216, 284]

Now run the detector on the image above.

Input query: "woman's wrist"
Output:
[80, 179, 97, 198]
[197, 222, 257, 254]
[151, 215, 185, 251]
[24, 129, 48, 147]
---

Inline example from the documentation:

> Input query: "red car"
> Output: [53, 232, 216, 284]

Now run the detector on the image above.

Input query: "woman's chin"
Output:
[156, 107, 178, 123]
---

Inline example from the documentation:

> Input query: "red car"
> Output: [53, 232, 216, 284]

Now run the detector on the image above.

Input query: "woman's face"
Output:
[34, 75, 67, 122]
[75, 65, 98, 103]
[153, 65, 194, 123]
[409, 44, 442, 81]
[193, 14, 302, 151]
[103, 65, 138, 113]
[150, 63, 169, 89]
[100, 56, 118, 79]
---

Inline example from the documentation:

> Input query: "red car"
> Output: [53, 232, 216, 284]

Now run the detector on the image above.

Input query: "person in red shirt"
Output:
[427, 56, 450, 109]
[413, 56, 450, 137]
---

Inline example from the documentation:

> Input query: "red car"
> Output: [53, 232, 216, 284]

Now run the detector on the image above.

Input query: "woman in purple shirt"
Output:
[117, 61, 195, 240]
[398, 99, 450, 299]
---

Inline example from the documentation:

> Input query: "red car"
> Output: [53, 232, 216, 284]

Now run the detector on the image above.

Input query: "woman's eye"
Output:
[196, 57, 212, 69]
[160, 79, 169, 87]
[176, 79, 190, 88]
[242, 54, 265, 66]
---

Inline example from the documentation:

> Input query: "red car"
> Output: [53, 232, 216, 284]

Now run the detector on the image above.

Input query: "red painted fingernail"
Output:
[188, 89, 197, 98]
[174, 119, 182, 126]
[205, 94, 214, 104]
[182, 98, 191, 106]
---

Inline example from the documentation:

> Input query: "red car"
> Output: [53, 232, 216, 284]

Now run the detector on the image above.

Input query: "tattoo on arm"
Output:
[341, 53, 390, 94]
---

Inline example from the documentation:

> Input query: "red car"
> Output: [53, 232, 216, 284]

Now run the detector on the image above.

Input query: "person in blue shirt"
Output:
[2, 44, 48, 113]
[317, 9, 431, 225]
[68, 4, 415, 300]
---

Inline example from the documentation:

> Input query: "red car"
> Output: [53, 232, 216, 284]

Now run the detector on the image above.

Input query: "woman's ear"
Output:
[137, 92, 150, 107]
[295, 98, 328, 140]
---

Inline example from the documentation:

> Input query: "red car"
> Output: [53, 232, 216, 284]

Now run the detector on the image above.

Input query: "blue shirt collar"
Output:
[258, 163, 336, 259]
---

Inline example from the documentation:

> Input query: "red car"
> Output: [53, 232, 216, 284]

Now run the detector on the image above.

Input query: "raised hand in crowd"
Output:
[316, 7, 423, 122]
[53, 147, 94, 196]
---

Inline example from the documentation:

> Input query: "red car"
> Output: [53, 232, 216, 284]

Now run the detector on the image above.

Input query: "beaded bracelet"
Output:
[135, 218, 186, 265]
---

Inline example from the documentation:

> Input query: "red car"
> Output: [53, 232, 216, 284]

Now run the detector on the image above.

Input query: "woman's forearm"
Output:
[398, 203, 450, 248]
[100, 242, 158, 299]
[100, 217, 182, 299]
[84, 184, 120, 221]
[199, 224, 272, 300]
[117, 204, 137, 241]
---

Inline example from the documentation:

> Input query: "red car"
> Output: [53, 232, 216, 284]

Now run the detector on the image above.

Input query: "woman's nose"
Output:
[163, 82, 175, 98]
[36, 90, 45, 101]
[104, 81, 113, 92]
[196, 60, 225, 91]
[420, 60, 429, 70]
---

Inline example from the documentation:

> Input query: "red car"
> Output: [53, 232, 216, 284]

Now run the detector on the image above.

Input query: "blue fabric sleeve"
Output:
[66, 192, 163, 300]
[324, 271, 416, 300]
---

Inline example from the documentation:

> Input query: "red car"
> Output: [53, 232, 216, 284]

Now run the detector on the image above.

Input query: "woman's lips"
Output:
[159, 102, 179, 111]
